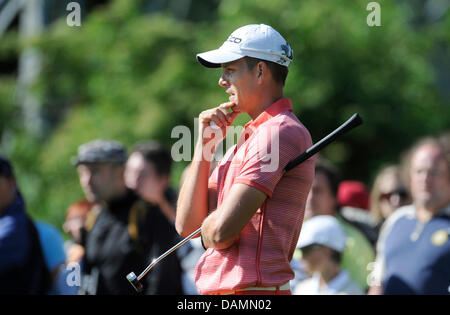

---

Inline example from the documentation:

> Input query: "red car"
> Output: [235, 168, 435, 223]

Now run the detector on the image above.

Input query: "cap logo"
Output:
[227, 35, 242, 44]
[275, 44, 293, 65]
[281, 44, 293, 59]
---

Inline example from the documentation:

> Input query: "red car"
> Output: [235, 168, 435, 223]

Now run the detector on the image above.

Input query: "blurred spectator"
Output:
[438, 131, 450, 157]
[73, 139, 139, 294]
[338, 180, 379, 246]
[73, 139, 182, 295]
[298, 159, 375, 292]
[179, 237, 204, 295]
[64, 200, 94, 245]
[175, 163, 207, 295]
[369, 165, 411, 229]
[370, 136, 450, 294]
[124, 140, 184, 294]
[63, 199, 95, 264]
[125, 141, 176, 225]
[0, 156, 50, 294]
[293, 215, 363, 295]
[338, 180, 370, 210]
[34, 220, 69, 294]
[59, 199, 96, 295]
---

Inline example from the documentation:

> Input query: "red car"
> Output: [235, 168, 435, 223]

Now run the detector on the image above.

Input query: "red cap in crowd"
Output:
[337, 180, 370, 210]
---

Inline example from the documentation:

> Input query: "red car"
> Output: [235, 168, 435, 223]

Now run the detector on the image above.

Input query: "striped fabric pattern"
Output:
[195, 98, 315, 294]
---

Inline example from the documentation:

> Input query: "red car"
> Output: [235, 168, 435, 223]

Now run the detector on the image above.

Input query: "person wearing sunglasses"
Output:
[369, 136, 450, 294]
[370, 165, 411, 231]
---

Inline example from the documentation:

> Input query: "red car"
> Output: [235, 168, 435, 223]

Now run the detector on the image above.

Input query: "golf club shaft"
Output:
[137, 227, 201, 281]
[135, 113, 363, 283]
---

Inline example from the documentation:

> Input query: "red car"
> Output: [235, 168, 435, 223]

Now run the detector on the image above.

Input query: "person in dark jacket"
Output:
[0, 156, 50, 294]
[73, 139, 182, 295]
[125, 141, 184, 294]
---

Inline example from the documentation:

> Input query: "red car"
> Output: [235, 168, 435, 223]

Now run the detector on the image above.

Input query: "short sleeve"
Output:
[234, 121, 308, 197]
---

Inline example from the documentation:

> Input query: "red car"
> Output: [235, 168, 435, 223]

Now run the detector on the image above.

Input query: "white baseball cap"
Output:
[297, 215, 347, 253]
[196, 24, 293, 68]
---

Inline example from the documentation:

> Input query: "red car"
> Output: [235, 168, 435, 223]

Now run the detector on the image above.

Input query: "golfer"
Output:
[176, 24, 315, 295]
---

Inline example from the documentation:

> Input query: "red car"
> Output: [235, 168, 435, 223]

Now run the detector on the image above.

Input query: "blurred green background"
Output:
[0, 0, 449, 231]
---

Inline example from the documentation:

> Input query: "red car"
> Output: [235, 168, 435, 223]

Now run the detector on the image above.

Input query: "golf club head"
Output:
[126, 272, 143, 293]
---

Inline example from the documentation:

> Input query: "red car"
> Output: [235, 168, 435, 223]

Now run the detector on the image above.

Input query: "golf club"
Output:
[127, 113, 363, 292]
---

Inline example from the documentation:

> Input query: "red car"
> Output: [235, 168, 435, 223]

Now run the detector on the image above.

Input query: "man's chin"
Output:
[86, 193, 100, 203]
[417, 197, 440, 211]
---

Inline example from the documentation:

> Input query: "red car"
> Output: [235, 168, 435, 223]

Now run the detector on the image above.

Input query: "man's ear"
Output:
[256, 62, 266, 84]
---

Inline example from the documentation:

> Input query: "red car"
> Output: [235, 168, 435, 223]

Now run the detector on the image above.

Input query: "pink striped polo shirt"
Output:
[194, 98, 315, 294]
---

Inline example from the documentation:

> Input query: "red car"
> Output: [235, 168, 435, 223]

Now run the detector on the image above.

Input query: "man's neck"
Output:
[104, 186, 129, 205]
[248, 91, 284, 120]
[416, 200, 450, 222]
[320, 263, 340, 285]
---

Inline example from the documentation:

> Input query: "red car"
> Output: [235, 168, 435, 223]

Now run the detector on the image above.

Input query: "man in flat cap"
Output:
[73, 139, 128, 205]
[74, 139, 183, 295]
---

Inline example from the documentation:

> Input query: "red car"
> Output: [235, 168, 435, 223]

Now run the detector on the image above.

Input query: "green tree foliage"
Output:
[0, 0, 448, 227]
[216, 0, 449, 179]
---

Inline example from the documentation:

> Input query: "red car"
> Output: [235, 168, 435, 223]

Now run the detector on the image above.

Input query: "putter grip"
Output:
[284, 113, 363, 172]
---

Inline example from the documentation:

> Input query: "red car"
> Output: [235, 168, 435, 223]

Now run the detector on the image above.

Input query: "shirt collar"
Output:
[244, 97, 293, 131]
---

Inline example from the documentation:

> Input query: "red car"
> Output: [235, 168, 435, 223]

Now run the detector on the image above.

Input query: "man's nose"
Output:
[218, 74, 230, 88]
[417, 169, 433, 185]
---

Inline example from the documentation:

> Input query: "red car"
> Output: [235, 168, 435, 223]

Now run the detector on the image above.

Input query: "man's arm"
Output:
[201, 183, 267, 250]
[175, 102, 238, 238]
[175, 147, 213, 237]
